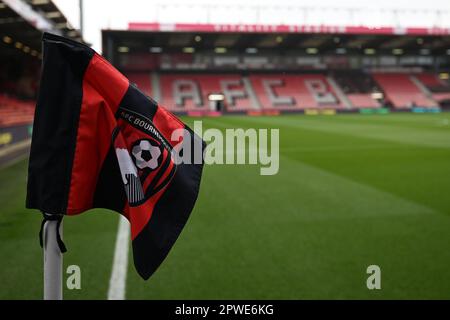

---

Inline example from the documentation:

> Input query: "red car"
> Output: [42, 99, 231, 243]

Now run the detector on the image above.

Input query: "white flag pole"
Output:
[43, 213, 63, 300]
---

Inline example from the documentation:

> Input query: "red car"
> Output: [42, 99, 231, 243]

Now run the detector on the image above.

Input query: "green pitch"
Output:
[1, 113, 450, 299]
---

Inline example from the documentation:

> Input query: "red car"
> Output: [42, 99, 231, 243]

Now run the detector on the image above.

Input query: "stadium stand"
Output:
[372, 73, 437, 109]
[0, 0, 85, 163]
[5, 70, 446, 116]
[104, 22, 450, 114]
[127, 71, 450, 112]
[130, 72, 352, 111]
[414, 73, 450, 104]
[333, 72, 381, 108]
[0, 94, 34, 128]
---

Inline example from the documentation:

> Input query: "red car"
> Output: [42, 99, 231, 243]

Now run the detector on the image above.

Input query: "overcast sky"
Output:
[53, 0, 450, 53]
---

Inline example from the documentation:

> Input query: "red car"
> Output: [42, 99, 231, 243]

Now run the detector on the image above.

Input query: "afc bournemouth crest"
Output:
[115, 107, 177, 207]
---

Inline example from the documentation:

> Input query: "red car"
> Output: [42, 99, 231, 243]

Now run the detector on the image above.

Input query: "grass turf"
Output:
[1, 112, 450, 299]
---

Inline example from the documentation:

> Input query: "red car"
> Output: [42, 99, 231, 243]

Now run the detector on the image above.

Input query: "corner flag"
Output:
[26, 33, 205, 280]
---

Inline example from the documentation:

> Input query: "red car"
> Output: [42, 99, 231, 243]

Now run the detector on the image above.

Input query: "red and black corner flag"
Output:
[26, 33, 205, 280]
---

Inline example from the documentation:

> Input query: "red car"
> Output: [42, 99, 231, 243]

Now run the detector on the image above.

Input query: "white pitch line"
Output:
[107, 215, 130, 300]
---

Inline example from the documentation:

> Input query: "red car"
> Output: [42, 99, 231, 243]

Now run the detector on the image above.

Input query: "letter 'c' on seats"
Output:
[262, 79, 295, 106]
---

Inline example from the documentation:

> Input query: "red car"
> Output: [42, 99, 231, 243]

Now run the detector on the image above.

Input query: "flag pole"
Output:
[43, 213, 63, 300]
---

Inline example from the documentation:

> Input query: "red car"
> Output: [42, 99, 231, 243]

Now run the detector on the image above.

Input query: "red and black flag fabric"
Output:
[26, 33, 205, 280]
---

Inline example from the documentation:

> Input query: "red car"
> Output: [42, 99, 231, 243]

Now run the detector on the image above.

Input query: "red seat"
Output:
[372, 73, 436, 108]
[0, 93, 35, 128]
[347, 94, 380, 108]
[415, 73, 450, 103]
